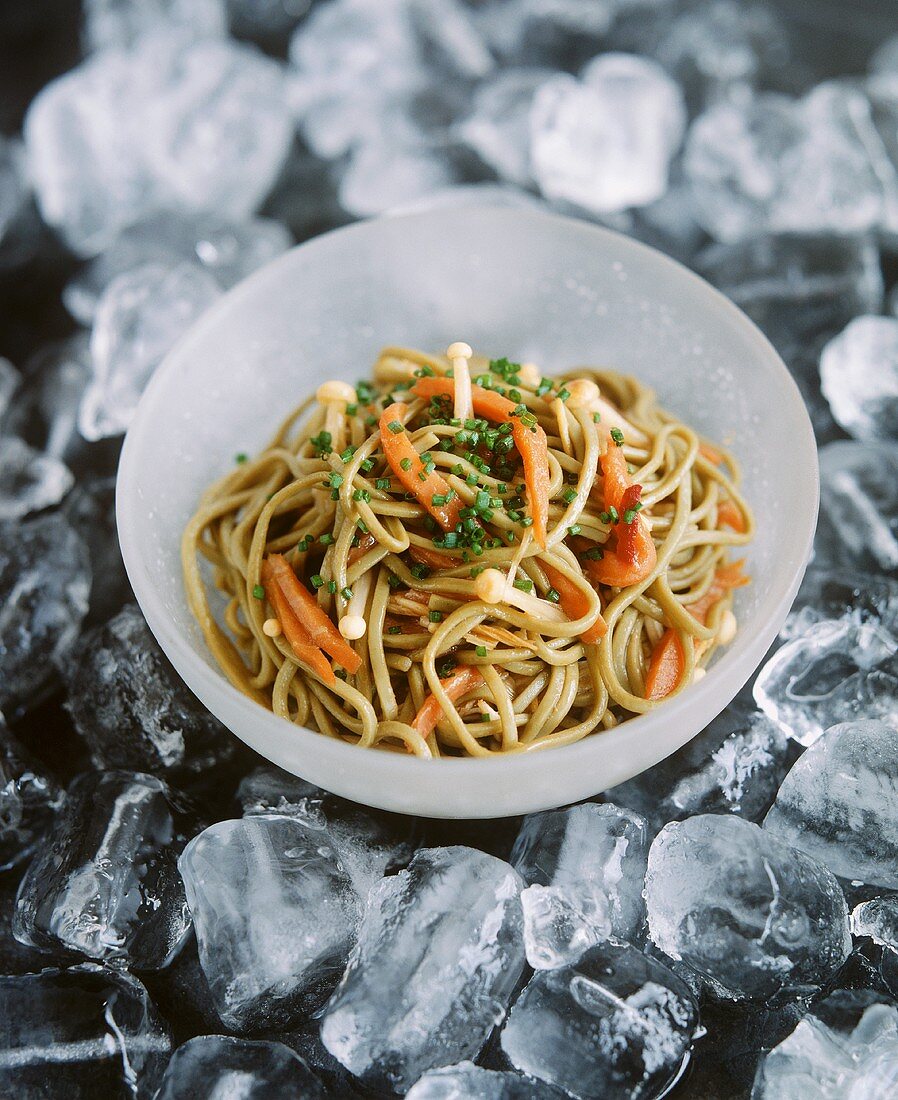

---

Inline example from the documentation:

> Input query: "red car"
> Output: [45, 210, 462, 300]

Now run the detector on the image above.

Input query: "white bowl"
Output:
[117, 206, 817, 819]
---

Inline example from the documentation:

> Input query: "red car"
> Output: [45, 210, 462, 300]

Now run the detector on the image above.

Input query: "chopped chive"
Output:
[328, 580, 337, 593]
[593, 412, 602, 423]
[341, 587, 353, 601]
[432, 493, 448, 506]
[585, 547, 604, 561]
[340, 445, 356, 462]
[335, 668, 348, 681]
[387, 625, 401, 634]
[410, 563, 430, 580]
[429, 610, 443, 623]
[375, 478, 391, 490]
[562, 488, 577, 505]
[520, 516, 533, 527]
[235, 452, 248, 464]
[330, 489, 339, 501]
[556, 386, 570, 402]
[470, 565, 486, 578]
[466, 472, 479, 485]
[310, 574, 324, 589]
[610, 427, 624, 446]
[319, 533, 334, 545]
[536, 378, 552, 396]
[387, 420, 404, 434]
[359, 458, 375, 472]
[475, 645, 488, 657]
[513, 577, 533, 593]
[400, 457, 412, 471]
[252, 584, 265, 599]
[356, 520, 368, 533]
[567, 524, 582, 536]
[546, 587, 560, 603]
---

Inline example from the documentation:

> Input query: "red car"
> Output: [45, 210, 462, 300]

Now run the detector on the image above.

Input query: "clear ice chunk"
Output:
[510, 802, 649, 956]
[236, 764, 322, 815]
[0, 964, 171, 1096]
[684, 84, 890, 242]
[154, 1035, 326, 1100]
[820, 316, 898, 443]
[0, 713, 65, 873]
[13, 770, 199, 970]
[610, 705, 790, 829]
[337, 138, 455, 218]
[530, 53, 686, 215]
[500, 940, 699, 1100]
[80, 261, 221, 441]
[764, 719, 898, 889]
[752, 999, 898, 1099]
[0, 436, 72, 521]
[753, 617, 898, 746]
[455, 68, 555, 186]
[62, 475, 133, 625]
[64, 211, 292, 325]
[179, 814, 362, 1030]
[851, 895, 898, 949]
[407, 1061, 567, 1099]
[782, 567, 898, 641]
[24, 33, 292, 255]
[0, 358, 17, 420]
[82, 0, 227, 52]
[815, 441, 898, 574]
[62, 603, 233, 778]
[645, 814, 851, 1000]
[0, 513, 90, 713]
[320, 846, 526, 1093]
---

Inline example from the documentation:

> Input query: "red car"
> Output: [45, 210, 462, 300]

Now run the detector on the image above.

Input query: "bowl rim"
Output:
[117, 204, 818, 816]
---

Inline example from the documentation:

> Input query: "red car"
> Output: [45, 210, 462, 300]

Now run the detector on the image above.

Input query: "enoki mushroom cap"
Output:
[565, 378, 601, 409]
[316, 380, 357, 404]
[446, 341, 473, 361]
[338, 614, 367, 640]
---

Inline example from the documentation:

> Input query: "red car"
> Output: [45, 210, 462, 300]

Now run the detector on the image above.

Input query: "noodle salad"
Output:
[183, 343, 754, 758]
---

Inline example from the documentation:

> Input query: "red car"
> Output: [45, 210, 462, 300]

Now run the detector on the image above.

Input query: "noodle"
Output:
[183, 345, 755, 759]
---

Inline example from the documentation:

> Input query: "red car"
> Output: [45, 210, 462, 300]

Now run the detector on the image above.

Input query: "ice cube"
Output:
[62, 603, 233, 777]
[764, 719, 898, 889]
[753, 999, 898, 1099]
[64, 211, 292, 325]
[510, 802, 649, 955]
[610, 705, 790, 829]
[82, 0, 227, 52]
[154, 1035, 326, 1100]
[473, 0, 620, 68]
[320, 846, 526, 1093]
[236, 764, 321, 815]
[852, 896, 898, 950]
[0, 435, 73, 521]
[815, 441, 898, 574]
[684, 84, 889, 243]
[520, 884, 608, 971]
[782, 567, 898, 641]
[0, 513, 90, 714]
[0, 358, 17, 420]
[0, 713, 65, 873]
[227, 0, 314, 46]
[246, 787, 417, 897]
[0, 137, 29, 254]
[0, 965, 171, 1096]
[820, 316, 898, 443]
[338, 138, 455, 218]
[500, 940, 698, 1100]
[179, 814, 362, 1030]
[645, 814, 851, 1000]
[454, 68, 555, 186]
[530, 54, 686, 215]
[62, 476, 132, 625]
[754, 617, 898, 746]
[80, 261, 221, 441]
[13, 770, 199, 969]
[407, 1061, 567, 1098]
[24, 34, 292, 256]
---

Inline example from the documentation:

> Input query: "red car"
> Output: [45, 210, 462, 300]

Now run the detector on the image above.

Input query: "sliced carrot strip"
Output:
[412, 666, 484, 738]
[260, 562, 335, 685]
[584, 531, 657, 588]
[645, 559, 750, 699]
[645, 630, 685, 700]
[717, 497, 746, 533]
[616, 484, 644, 565]
[412, 377, 550, 548]
[379, 403, 462, 532]
[541, 561, 607, 644]
[600, 438, 631, 512]
[265, 553, 361, 674]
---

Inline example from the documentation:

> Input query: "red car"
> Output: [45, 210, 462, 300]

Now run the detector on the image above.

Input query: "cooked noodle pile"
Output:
[183, 344, 754, 758]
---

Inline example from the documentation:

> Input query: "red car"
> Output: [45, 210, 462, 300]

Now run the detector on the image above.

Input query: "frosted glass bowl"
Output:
[117, 206, 817, 819]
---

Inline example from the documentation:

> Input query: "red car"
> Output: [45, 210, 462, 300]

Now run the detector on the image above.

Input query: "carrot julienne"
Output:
[379, 403, 463, 531]
[412, 666, 485, 738]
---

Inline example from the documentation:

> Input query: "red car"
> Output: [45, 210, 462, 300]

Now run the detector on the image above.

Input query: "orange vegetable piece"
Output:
[265, 553, 361, 674]
[412, 666, 485, 738]
[717, 498, 746, 533]
[412, 377, 550, 548]
[379, 403, 463, 532]
[260, 562, 335, 685]
[541, 561, 607, 644]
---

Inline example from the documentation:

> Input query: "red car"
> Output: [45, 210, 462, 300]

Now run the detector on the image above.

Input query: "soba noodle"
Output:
[183, 344, 754, 759]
